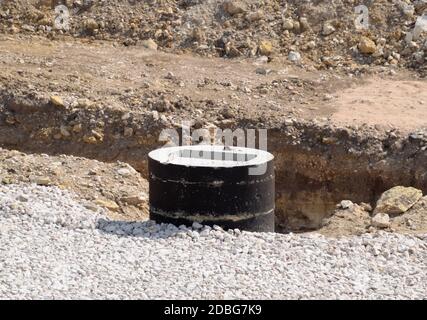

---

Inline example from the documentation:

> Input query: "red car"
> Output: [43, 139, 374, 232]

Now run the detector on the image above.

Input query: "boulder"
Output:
[374, 186, 423, 215]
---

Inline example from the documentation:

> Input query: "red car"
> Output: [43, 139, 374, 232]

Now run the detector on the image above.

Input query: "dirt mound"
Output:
[320, 188, 427, 237]
[1, 0, 426, 73]
[0, 148, 149, 221]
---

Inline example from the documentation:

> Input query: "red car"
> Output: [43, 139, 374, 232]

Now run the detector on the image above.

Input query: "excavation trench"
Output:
[0, 101, 426, 231]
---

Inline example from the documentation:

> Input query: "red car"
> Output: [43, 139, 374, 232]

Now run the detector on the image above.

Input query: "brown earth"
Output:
[1, 35, 426, 131]
[1, 0, 426, 72]
[1, 1, 427, 236]
[331, 79, 427, 133]
[0, 148, 149, 221]
[320, 197, 427, 237]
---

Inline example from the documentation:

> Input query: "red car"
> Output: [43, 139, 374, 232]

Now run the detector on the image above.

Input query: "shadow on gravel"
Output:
[96, 218, 179, 239]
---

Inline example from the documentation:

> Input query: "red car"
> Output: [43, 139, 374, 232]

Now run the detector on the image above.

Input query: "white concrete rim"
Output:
[149, 145, 274, 168]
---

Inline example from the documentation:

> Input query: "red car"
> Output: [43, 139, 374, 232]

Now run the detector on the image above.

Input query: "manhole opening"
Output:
[148, 146, 275, 232]
[176, 149, 258, 162]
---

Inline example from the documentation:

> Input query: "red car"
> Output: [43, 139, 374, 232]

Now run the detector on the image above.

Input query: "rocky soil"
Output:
[1, 0, 426, 74]
[0, 1, 427, 231]
[320, 186, 427, 236]
[1, 146, 426, 235]
[0, 0, 427, 300]
[0, 148, 149, 221]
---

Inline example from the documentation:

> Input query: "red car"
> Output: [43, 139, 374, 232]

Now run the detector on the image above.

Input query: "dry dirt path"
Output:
[1, 35, 426, 132]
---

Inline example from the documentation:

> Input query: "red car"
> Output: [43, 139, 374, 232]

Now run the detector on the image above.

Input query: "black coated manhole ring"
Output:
[148, 145, 275, 232]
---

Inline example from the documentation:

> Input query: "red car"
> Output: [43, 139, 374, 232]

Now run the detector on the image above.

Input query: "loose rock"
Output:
[50, 96, 64, 108]
[258, 40, 273, 56]
[141, 39, 158, 51]
[0, 184, 426, 299]
[371, 213, 391, 228]
[375, 186, 423, 215]
[222, 1, 246, 16]
[358, 37, 377, 54]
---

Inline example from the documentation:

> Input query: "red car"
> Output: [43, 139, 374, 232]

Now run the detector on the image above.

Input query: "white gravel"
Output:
[0, 184, 426, 300]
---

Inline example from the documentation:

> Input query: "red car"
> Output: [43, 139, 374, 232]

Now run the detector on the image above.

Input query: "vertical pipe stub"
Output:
[148, 145, 275, 232]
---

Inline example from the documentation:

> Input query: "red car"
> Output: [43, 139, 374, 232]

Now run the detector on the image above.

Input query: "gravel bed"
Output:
[0, 184, 426, 300]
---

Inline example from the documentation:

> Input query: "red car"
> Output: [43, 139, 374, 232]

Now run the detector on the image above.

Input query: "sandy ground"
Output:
[0, 35, 426, 132]
[331, 79, 427, 132]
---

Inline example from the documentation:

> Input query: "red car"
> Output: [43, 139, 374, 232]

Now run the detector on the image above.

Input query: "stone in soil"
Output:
[371, 213, 391, 229]
[374, 186, 423, 215]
